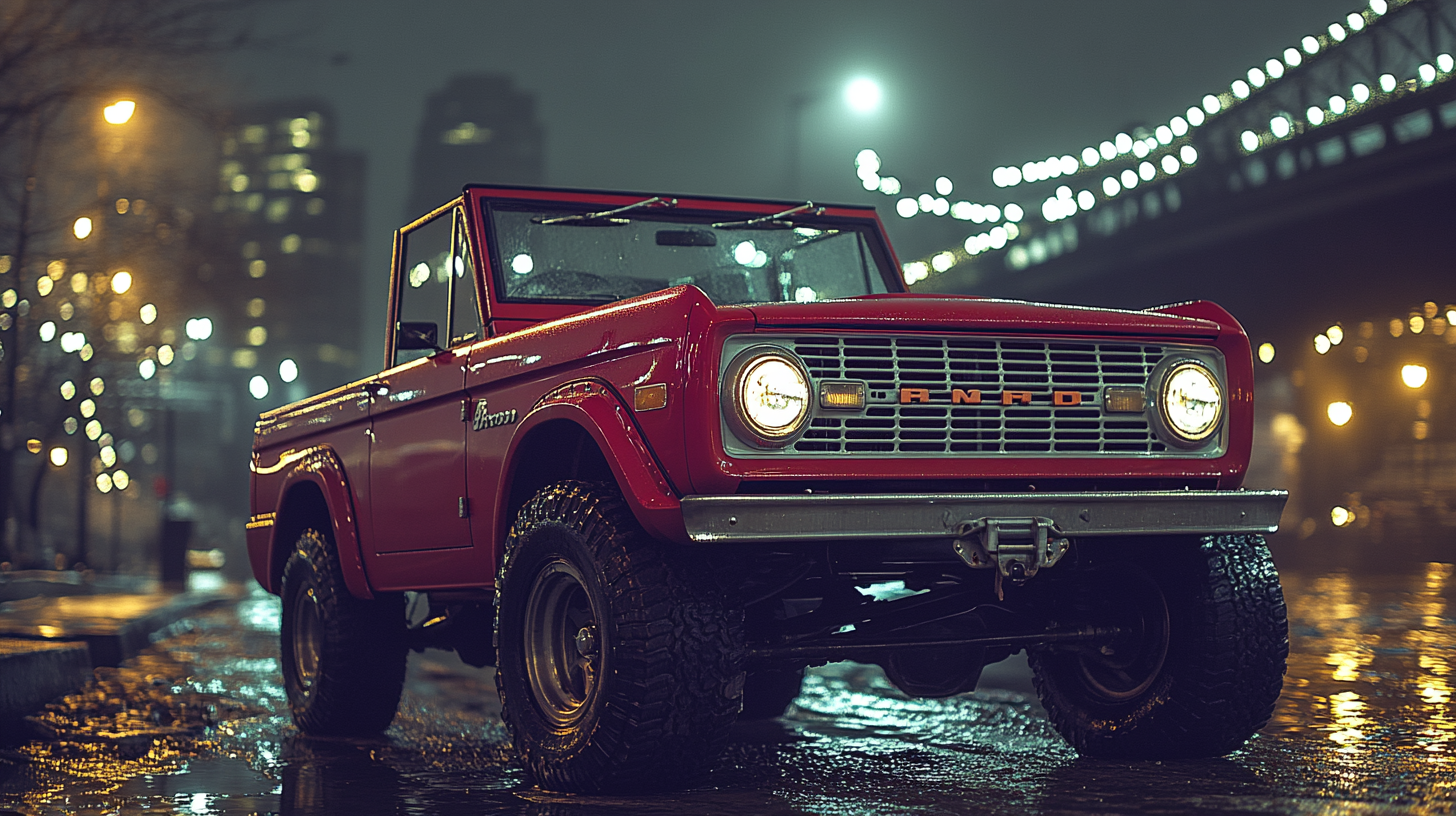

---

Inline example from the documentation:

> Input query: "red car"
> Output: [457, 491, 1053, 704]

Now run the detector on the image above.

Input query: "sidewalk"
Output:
[0, 569, 239, 740]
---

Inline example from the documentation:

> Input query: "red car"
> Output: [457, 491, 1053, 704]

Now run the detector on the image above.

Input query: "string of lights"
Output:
[858, 0, 1448, 284]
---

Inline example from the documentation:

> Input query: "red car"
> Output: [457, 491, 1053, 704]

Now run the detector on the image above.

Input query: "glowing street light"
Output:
[843, 77, 883, 115]
[73, 217, 93, 240]
[1327, 401, 1353, 426]
[788, 76, 883, 196]
[1401, 364, 1428, 388]
[49, 447, 68, 467]
[103, 99, 136, 125]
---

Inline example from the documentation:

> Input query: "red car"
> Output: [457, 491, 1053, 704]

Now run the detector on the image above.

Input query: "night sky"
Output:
[228, 0, 1360, 350]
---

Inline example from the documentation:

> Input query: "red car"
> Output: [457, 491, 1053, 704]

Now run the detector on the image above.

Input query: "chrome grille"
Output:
[789, 335, 1171, 456]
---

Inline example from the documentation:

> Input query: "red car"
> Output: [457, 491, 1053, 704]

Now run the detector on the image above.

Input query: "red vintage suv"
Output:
[247, 187, 1289, 792]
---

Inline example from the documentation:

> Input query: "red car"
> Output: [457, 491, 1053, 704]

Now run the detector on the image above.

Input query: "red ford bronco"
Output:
[247, 187, 1289, 792]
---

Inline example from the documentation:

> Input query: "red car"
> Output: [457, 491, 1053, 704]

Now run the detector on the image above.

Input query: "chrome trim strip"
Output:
[680, 489, 1288, 543]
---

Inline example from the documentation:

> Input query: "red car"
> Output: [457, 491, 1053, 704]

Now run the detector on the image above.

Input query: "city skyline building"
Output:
[406, 74, 544, 219]
[212, 99, 367, 403]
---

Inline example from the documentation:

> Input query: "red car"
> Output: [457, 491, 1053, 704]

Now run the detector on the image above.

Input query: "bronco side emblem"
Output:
[472, 399, 519, 431]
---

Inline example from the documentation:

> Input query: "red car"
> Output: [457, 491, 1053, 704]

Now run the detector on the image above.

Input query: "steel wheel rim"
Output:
[523, 560, 601, 727]
[291, 586, 324, 693]
[1077, 572, 1170, 702]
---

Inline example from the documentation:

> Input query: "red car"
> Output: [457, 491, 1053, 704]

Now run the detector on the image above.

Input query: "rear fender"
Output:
[255, 446, 372, 599]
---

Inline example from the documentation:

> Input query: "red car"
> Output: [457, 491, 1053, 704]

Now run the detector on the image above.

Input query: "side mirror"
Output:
[397, 321, 441, 351]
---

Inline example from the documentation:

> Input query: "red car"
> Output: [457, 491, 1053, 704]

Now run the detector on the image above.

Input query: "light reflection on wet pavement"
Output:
[1, 531, 1452, 815]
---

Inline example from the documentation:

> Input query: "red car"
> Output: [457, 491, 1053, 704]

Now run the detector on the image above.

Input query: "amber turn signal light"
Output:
[1103, 387, 1146, 413]
[634, 383, 668, 412]
[818, 380, 866, 410]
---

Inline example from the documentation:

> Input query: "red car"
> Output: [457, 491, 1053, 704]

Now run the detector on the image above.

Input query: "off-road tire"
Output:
[1029, 534, 1288, 758]
[739, 667, 806, 720]
[280, 528, 406, 736]
[495, 481, 744, 793]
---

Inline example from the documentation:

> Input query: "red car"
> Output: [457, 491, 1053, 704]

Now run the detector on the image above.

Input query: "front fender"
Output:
[499, 381, 685, 547]
[250, 445, 372, 599]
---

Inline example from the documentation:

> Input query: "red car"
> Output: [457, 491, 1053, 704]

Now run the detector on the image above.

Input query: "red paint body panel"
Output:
[246, 185, 1264, 599]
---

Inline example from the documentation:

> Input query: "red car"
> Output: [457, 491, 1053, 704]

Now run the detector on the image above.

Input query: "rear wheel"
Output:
[280, 528, 406, 736]
[495, 482, 744, 792]
[1029, 534, 1287, 758]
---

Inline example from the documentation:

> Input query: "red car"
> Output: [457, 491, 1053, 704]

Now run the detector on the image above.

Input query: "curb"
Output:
[0, 639, 93, 740]
[0, 590, 234, 741]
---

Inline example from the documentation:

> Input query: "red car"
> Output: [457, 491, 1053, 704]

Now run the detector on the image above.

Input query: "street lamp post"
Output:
[786, 77, 882, 199]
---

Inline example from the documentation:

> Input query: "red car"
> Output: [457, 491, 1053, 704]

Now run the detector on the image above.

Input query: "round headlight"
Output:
[727, 349, 811, 445]
[1159, 361, 1223, 442]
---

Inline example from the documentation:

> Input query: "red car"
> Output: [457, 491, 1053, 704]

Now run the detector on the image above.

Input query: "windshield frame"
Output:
[479, 195, 904, 308]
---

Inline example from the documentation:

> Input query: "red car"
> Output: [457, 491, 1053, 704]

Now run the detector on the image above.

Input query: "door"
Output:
[368, 206, 479, 553]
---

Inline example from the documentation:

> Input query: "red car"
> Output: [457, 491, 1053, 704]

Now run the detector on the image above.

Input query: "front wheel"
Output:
[495, 482, 744, 793]
[1029, 534, 1288, 758]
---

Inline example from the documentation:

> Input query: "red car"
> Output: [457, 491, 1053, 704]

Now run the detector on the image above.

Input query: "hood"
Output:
[742, 294, 1224, 338]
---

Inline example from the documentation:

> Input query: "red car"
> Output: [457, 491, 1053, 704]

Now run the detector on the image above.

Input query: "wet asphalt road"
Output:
[1, 529, 1452, 815]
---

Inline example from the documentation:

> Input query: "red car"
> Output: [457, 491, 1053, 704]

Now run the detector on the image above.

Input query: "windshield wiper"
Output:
[712, 201, 825, 230]
[533, 196, 677, 226]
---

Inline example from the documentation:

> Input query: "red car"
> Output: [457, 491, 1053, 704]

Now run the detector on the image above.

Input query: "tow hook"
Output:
[952, 516, 1070, 597]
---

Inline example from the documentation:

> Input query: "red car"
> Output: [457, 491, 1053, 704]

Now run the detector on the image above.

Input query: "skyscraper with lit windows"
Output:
[406, 74, 544, 219]
[211, 99, 366, 403]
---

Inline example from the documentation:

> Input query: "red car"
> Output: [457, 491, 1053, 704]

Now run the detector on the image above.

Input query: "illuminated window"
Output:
[266, 198, 291, 223]
[247, 298, 266, 318]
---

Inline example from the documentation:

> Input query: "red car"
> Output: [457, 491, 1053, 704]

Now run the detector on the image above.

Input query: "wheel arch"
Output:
[263, 446, 373, 599]
[497, 385, 686, 557]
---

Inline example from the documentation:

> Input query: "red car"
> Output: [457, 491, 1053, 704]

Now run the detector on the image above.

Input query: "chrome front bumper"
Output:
[680, 489, 1288, 543]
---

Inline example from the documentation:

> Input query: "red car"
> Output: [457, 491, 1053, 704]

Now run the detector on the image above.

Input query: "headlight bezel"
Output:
[721, 345, 813, 449]
[1150, 357, 1225, 447]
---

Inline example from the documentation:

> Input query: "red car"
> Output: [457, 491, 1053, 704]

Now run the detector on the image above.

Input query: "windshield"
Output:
[488, 205, 894, 305]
